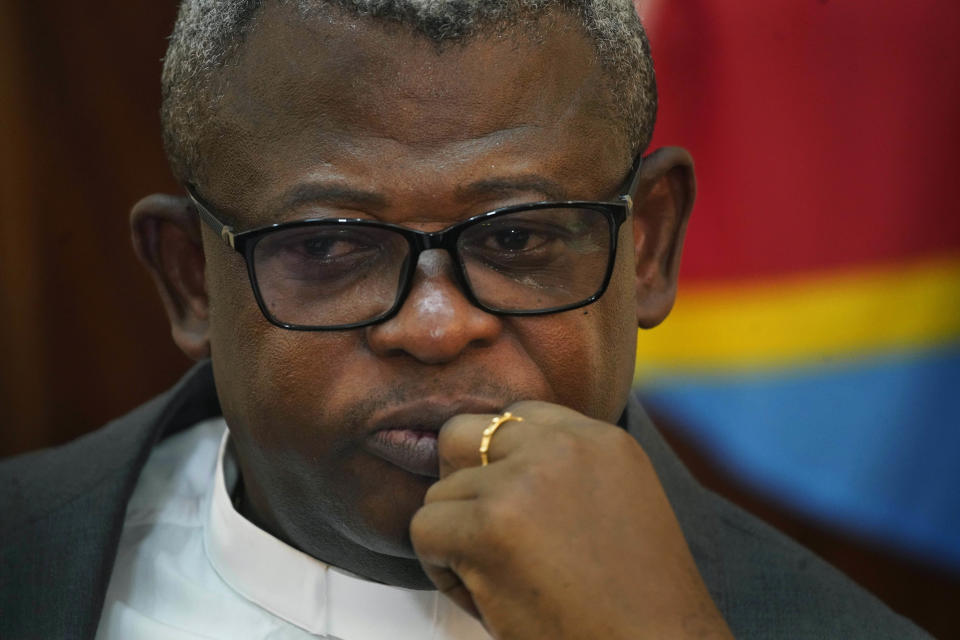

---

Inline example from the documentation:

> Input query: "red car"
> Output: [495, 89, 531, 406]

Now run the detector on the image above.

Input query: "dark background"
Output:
[1, 2, 956, 637]
[1, 2, 188, 456]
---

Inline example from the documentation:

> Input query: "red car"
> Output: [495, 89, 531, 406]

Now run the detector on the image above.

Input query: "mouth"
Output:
[361, 399, 504, 478]
[365, 429, 441, 478]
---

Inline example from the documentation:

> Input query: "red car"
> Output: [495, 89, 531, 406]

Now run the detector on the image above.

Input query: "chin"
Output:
[313, 460, 432, 549]
[331, 506, 438, 589]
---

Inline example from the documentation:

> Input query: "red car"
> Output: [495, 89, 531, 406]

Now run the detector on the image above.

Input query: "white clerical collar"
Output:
[204, 424, 491, 639]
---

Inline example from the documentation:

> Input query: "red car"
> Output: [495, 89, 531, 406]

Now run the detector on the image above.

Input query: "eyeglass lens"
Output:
[250, 207, 613, 328]
[458, 207, 611, 312]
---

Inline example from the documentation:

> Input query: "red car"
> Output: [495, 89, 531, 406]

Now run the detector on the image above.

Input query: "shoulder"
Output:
[697, 490, 928, 639]
[623, 395, 931, 639]
[0, 389, 175, 534]
[0, 361, 220, 640]
[0, 362, 219, 531]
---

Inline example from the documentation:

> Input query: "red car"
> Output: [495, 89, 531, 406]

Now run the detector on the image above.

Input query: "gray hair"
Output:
[161, 0, 656, 185]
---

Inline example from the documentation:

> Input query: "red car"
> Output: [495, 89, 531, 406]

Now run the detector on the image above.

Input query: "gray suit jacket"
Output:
[0, 362, 930, 639]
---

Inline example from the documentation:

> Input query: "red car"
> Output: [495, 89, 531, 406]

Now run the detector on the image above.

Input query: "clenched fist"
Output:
[410, 401, 733, 640]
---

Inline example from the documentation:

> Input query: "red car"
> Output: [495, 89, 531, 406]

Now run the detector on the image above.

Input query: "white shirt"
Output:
[96, 418, 492, 640]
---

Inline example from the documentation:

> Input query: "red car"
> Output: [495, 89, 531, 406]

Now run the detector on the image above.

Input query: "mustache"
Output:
[339, 376, 533, 432]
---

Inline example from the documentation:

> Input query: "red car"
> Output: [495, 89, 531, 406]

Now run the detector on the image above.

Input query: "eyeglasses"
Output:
[186, 156, 643, 331]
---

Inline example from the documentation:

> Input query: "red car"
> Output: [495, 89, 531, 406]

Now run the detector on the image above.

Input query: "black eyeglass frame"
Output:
[186, 155, 645, 331]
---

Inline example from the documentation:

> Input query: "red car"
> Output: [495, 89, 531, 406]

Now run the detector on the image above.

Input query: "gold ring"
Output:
[479, 411, 524, 466]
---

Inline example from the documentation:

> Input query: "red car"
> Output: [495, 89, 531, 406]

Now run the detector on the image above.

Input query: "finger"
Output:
[437, 400, 597, 476]
[502, 399, 592, 430]
[409, 499, 479, 566]
[409, 500, 485, 618]
[437, 411, 534, 477]
[421, 563, 481, 619]
[424, 464, 493, 504]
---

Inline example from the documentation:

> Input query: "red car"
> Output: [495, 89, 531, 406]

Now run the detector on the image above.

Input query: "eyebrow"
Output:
[274, 174, 569, 218]
[454, 176, 568, 202]
[278, 183, 388, 216]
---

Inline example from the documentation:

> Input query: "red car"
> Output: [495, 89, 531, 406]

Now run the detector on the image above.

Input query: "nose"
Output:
[365, 250, 502, 364]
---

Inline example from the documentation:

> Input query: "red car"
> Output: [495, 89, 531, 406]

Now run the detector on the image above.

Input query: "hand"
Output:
[410, 401, 734, 640]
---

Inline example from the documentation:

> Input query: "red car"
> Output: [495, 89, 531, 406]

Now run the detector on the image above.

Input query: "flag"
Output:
[637, 0, 960, 570]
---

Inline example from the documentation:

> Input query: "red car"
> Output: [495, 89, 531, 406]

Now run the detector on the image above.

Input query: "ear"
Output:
[130, 193, 211, 360]
[630, 146, 696, 329]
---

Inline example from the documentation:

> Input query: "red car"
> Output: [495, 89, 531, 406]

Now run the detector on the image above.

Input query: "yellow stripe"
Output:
[635, 255, 960, 378]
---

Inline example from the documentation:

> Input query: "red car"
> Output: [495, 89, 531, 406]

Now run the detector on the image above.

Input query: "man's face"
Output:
[197, 4, 641, 585]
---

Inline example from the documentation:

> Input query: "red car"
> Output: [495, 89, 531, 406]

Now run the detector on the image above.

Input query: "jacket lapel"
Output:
[0, 361, 220, 640]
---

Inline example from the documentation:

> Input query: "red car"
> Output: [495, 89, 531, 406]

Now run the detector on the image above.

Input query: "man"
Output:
[0, 1, 930, 638]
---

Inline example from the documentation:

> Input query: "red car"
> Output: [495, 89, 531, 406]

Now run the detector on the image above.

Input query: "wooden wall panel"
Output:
[1, 1, 189, 456]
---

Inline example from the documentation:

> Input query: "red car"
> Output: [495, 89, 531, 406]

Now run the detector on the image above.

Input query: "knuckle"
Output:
[472, 498, 530, 568]
[475, 496, 524, 543]
[438, 413, 473, 442]
[547, 427, 588, 461]
[423, 480, 444, 504]
[596, 422, 637, 450]
[505, 399, 550, 420]
[436, 443, 460, 472]
[408, 506, 432, 547]
[436, 414, 477, 461]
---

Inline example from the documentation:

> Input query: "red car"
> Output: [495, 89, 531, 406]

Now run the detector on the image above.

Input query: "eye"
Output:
[486, 226, 540, 252]
[478, 221, 566, 254]
[283, 228, 379, 262]
[254, 226, 389, 285]
[300, 234, 366, 260]
[462, 221, 570, 273]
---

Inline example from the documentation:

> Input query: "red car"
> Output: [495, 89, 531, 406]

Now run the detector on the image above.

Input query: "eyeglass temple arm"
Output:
[619, 153, 645, 213]
[186, 185, 238, 249]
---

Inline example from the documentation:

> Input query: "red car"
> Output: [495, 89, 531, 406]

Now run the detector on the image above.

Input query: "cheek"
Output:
[521, 236, 637, 423]
[515, 285, 636, 424]
[599, 248, 641, 420]
[205, 249, 346, 451]
[206, 251, 263, 422]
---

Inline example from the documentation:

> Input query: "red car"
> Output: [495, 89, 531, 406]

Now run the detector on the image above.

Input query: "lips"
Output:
[361, 399, 503, 478]
[365, 429, 441, 477]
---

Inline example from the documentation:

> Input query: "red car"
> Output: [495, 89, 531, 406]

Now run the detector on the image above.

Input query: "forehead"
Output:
[198, 2, 630, 221]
